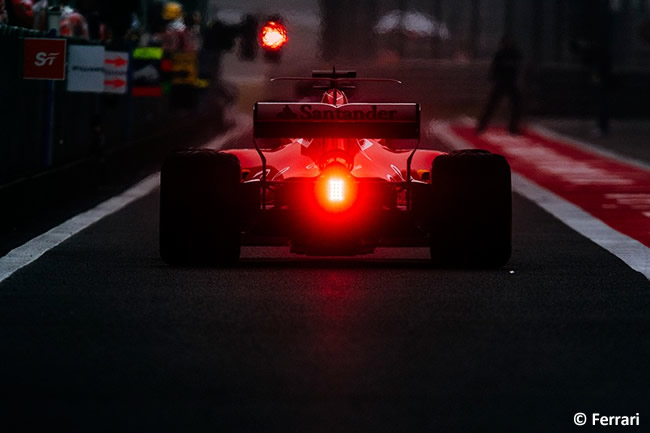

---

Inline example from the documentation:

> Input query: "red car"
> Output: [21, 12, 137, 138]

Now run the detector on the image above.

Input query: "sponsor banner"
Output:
[67, 45, 106, 93]
[132, 87, 163, 97]
[23, 38, 67, 80]
[104, 50, 128, 94]
[449, 125, 650, 248]
[171, 52, 198, 85]
[132, 47, 162, 98]
[133, 47, 163, 60]
[254, 103, 420, 139]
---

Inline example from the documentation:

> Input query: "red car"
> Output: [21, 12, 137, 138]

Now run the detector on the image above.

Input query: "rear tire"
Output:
[430, 149, 512, 267]
[160, 149, 241, 265]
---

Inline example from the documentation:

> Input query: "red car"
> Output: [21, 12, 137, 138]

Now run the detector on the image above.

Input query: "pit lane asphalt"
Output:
[1, 151, 649, 432]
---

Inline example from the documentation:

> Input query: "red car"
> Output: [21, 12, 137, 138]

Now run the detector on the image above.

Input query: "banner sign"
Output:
[171, 52, 198, 85]
[133, 47, 163, 60]
[104, 50, 129, 94]
[132, 47, 163, 97]
[67, 45, 105, 93]
[23, 38, 67, 80]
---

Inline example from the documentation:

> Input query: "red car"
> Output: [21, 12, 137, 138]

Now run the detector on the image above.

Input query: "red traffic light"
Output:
[260, 21, 288, 50]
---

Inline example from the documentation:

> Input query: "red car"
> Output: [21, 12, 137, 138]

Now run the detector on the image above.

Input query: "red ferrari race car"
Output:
[160, 70, 512, 267]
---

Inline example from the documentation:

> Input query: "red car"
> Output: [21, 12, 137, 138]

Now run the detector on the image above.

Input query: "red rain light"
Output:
[316, 166, 357, 212]
[328, 178, 345, 202]
[260, 21, 288, 50]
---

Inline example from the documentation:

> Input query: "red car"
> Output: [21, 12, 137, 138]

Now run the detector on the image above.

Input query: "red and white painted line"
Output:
[430, 119, 650, 280]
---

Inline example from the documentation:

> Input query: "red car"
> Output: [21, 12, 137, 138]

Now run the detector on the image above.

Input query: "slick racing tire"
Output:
[430, 149, 512, 267]
[160, 149, 241, 265]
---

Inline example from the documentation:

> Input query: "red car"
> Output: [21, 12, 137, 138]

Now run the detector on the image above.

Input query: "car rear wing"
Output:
[254, 102, 420, 139]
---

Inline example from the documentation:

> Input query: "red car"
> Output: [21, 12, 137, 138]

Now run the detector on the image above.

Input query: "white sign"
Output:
[104, 51, 129, 95]
[67, 45, 105, 93]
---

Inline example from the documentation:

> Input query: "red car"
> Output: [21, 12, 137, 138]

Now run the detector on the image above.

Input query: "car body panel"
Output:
[223, 139, 443, 182]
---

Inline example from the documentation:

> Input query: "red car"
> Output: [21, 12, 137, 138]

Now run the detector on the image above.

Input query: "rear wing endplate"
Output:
[254, 102, 420, 139]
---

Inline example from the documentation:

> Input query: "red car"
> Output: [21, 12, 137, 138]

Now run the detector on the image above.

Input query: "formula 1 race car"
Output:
[160, 69, 512, 267]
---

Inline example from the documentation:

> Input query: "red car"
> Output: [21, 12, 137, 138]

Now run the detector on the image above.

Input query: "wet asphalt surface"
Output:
[2, 64, 650, 431]
[1, 168, 649, 432]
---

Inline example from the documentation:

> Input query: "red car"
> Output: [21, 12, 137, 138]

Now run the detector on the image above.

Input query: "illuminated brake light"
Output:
[328, 178, 345, 202]
[316, 167, 358, 212]
[260, 21, 288, 50]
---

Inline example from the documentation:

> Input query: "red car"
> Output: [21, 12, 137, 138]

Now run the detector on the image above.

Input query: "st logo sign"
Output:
[23, 38, 67, 80]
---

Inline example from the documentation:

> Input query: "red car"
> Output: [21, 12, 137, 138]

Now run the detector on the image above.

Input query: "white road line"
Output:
[0, 173, 159, 284]
[512, 173, 650, 279]
[429, 120, 650, 280]
[0, 114, 250, 285]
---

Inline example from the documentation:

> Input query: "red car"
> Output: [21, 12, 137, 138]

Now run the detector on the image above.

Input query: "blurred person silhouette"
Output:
[5, 0, 34, 27]
[33, 0, 88, 38]
[571, 39, 612, 137]
[0, 1, 8, 24]
[642, 16, 650, 45]
[32, 0, 46, 30]
[158, 2, 197, 52]
[187, 10, 202, 50]
[77, 0, 102, 40]
[476, 35, 523, 135]
[59, 1, 89, 39]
